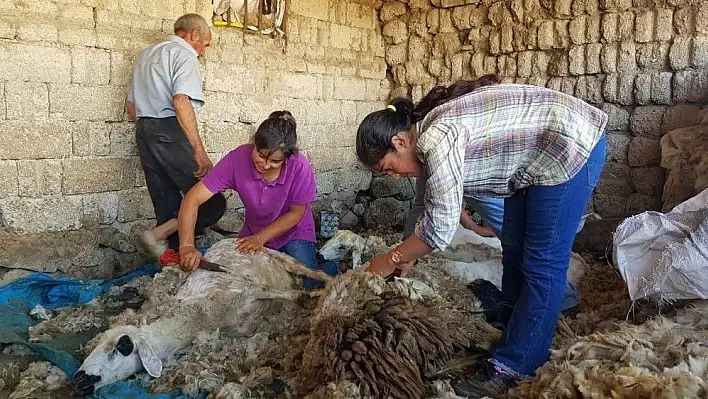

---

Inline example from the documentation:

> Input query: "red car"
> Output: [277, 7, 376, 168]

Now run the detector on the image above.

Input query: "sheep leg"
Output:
[253, 289, 307, 301]
[252, 287, 324, 300]
[281, 262, 333, 283]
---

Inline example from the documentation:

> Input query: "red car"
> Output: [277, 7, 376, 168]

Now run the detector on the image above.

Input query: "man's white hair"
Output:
[173, 14, 211, 37]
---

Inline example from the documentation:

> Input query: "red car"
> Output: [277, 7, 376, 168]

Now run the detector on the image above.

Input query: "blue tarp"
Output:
[0, 248, 209, 398]
[92, 380, 204, 399]
[0, 266, 161, 311]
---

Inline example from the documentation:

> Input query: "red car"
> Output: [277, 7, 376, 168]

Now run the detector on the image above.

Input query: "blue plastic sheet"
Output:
[92, 380, 202, 399]
[0, 265, 160, 311]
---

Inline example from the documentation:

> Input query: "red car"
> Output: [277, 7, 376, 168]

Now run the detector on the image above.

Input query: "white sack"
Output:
[613, 187, 708, 302]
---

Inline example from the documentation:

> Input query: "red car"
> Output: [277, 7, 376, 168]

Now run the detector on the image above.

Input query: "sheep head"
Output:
[319, 230, 391, 269]
[319, 230, 368, 269]
[73, 325, 161, 395]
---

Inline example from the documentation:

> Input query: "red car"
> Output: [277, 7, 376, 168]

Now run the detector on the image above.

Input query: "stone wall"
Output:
[378, 0, 708, 219]
[0, 0, 388, 278]
[359, 174, 416, 228]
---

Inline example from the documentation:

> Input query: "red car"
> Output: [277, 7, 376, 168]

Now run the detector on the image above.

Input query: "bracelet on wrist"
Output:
[179, 243, 195, 250]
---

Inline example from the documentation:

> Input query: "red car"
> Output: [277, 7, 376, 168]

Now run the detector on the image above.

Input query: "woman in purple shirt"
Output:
[176, 111, 337, 289]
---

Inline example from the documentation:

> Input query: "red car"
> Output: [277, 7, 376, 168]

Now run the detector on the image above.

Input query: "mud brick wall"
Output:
[378, 0, 708, 219]
[0, 0, 388, 277]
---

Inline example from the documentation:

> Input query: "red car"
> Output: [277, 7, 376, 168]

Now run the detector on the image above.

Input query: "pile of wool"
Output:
[558, 259, 634, 340]
[318, 229, 485, 316]
[28, 274, 155, 344]
[263, 270, 501, 399]
[0, 359, 24, 393]
[505, 300, 708, 398]
[303, 380, 362, 399]
[428, 380, 466, 399]
[553, 258, 679, 353]
[147, 329, 272, 397]
[408, 255, 483, 315]
[8, 361, 75, 399]
[113, 266, 191, 324]
[214, 382, 252, 398]
[28, 300, 106, 342]
[300, 376, 460, 399]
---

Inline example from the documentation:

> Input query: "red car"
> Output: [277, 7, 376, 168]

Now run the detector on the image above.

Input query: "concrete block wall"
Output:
[378, 0, 708, 219]
[0, 0, 388, 277]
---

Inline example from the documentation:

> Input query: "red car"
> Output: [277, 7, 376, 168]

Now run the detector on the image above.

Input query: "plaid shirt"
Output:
[414, 84, 608, 251]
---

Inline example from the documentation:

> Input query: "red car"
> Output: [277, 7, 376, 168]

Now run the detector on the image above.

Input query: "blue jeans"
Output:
[491, 134, 606, 377]
[404, 182, 580, 311]
[277, 240, 339, 290]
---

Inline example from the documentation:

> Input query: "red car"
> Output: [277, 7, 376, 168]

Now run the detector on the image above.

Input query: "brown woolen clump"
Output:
[294, 272, 501, 399]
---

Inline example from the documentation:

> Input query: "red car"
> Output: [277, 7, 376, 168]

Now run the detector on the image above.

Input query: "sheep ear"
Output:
[134, 335, 162, 378]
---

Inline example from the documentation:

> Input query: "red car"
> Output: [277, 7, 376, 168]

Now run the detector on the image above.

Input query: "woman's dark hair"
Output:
[356, 74, 501, 168]
[254, 110, 298, 158]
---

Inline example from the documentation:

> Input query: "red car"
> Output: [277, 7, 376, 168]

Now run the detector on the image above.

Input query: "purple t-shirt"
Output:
[201, 144, 317, 249]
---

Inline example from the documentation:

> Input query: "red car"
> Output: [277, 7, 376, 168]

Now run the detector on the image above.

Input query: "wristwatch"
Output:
[389, 247, 405, 266]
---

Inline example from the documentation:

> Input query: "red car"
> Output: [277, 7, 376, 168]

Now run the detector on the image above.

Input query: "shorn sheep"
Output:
[72, 238, 333, 395]
[71, 229, 505, 397]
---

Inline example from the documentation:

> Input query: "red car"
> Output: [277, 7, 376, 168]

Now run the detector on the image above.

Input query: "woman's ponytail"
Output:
[412, 74, 501, 123]
[355, 74, 501, 168]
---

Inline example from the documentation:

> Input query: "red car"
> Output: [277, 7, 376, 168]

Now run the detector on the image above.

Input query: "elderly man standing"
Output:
[127, 13, 226, 260]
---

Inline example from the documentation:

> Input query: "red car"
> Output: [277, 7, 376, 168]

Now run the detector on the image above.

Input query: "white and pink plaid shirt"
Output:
[414, 84, 608, 251]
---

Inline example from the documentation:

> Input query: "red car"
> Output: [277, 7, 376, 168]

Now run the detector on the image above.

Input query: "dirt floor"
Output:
[0, 228, 660, 398]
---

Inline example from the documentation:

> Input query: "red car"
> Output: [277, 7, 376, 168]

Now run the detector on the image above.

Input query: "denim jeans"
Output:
[277, 240, 339, 290]
[491, 134, 606, 377]
[404, 180, 580, 311]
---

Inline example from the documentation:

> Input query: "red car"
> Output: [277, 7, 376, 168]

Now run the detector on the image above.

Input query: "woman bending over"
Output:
[355, 75, 607, 397]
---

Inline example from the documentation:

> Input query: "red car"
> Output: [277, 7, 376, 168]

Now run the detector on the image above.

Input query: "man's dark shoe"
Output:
[452, 360, 519, 398]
